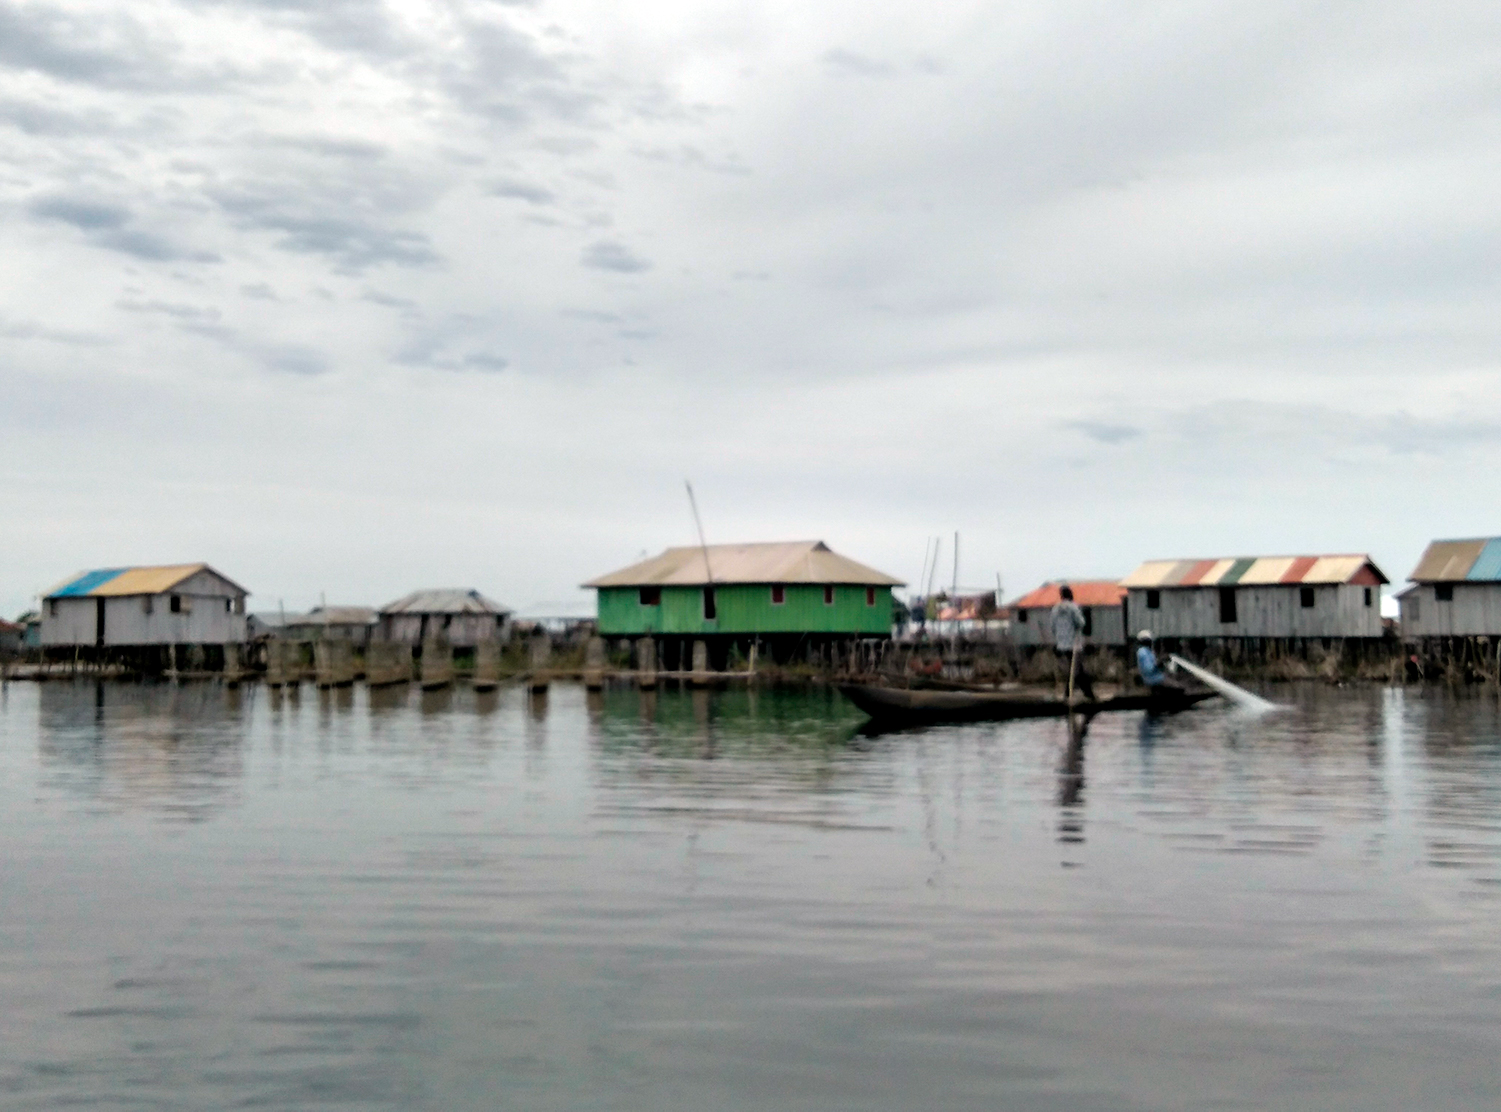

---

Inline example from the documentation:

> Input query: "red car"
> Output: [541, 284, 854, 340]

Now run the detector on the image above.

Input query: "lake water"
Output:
[2, 679, 1500, 1111]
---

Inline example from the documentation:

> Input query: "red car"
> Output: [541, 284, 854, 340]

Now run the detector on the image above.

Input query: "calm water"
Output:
[3, 679, 1501, 1111]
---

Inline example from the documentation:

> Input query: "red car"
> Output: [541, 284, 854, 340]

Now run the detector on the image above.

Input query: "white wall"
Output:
[1011, 604, 1126, 647]
[41, 569, 248, 646]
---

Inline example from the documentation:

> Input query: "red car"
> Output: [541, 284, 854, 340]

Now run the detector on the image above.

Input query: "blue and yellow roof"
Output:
[1409, 538, 1501, 582]
[44, 563, 245, 599]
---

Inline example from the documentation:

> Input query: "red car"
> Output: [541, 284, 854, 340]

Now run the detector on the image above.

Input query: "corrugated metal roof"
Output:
[1122, 555, 1387, 587]
[1409, 537, 1501, 582]
[44, 563, 247, 598]
[379, 589, 510, 615]
[1009, 580, 1126, 610]
[582, 541, 904, 588]
[301, 606, 377, 626]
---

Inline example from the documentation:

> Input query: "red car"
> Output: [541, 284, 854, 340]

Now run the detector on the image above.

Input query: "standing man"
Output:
[1050, 585, 1095, 701]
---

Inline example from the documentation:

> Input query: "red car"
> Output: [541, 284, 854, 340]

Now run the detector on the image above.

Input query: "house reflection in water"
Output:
[36, 682, 248, 821]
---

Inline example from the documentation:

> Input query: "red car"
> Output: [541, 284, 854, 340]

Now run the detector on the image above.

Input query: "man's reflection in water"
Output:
[1057, 712, 1090, 845]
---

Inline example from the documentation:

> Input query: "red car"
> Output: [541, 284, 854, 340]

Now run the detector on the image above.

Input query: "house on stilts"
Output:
[583, 541, 903, 670]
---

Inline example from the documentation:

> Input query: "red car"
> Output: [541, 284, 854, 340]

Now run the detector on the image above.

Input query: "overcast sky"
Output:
[3, 0, 1499, 616]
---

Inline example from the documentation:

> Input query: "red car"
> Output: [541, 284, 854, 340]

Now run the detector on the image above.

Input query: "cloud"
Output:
[1065, 420, 1143, 445]
[209, 181, 438, 271]
[28, 194, 219, 262]
[0, 315, 108, 346]
[581, 240, 650, 273]
[488, 177, 555, 205]
[820, 49, 898, 79]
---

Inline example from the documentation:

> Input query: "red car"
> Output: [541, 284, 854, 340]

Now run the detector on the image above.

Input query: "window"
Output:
[1300, 586, 1315, 609]
[1436, 584, 1454, 602]
[48, 599, 58, 617]
[1146, 589, 1160, 611]
[1082, 606, 1093, 636]
[1016, 608, 1029, 624]
[1218, 587, 1237, 624]
[170, 594, 182, 613]
[824, 586, 835, 606]
[1363, 587, 1372, 607]
[1409, 595, 1421, 621]
[225, 598, 233, 613]
[142, 596, 153, 615]
[770, 585, 785, 605]
[703, 587, 717, 620]
[639, 586, 661, 606]
[866, 586, 876, 607]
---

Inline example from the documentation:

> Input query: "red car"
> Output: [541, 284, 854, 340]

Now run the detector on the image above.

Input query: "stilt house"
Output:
[583, 540, 903, 667]
[1007, 581, 1128, 647]
[377, 589, 511, 647]
[1397, 537, 1501, 636]
[40, 564, 249, 647]
[1121, 554, 1386, 640]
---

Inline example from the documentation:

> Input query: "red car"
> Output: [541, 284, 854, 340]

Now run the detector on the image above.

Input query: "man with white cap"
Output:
[1136, 630, 1178, 691]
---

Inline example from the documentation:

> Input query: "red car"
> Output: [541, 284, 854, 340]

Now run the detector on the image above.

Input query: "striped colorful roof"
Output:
[1010, 580, 1126, 610]
[1410, 538, 1501, 582]
[1122, 555, 1387, 588]
[44, 563, 247, 599]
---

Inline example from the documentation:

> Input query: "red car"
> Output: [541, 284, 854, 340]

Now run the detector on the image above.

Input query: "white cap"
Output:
[1137, 629, 1153, 642]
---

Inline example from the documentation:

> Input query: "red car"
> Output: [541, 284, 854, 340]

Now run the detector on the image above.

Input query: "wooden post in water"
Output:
[473, 639, 501, 692]
[223, 642, 243, 687]
[747, 640, 757, 678]
[365, 641, 412, 686]
[637, 637, 657, 690]
[689, 639, 710, 687]
[584, 635, 605, 691]
[420, 634, 453, 690]
[315, 640, 355, 687]
[528, 631, 551, 693]
[265, 640, 290, 687]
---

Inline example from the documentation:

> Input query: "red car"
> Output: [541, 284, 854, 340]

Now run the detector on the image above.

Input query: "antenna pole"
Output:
[685, 480, 713, 584]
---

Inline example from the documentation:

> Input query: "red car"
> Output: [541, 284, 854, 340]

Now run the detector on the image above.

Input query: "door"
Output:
[95, 597, 106, 646]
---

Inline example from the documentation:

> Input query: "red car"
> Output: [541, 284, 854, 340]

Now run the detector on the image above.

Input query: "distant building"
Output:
[1008, 581, 1127, 647]
[0, 617, 21, 656]
[41, 564, 249, 647]
[1397, 537, 1501, 637]
[378, 590, 511, 647]
[1121, 555, 1386, 640]
[583, 540, 903, 665]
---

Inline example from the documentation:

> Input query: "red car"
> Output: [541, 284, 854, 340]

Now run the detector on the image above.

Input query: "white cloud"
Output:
[2, 0, 1500, 614]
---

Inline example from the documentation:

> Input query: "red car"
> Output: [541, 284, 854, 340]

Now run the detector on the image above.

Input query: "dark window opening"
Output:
[443, 615, 452, 629]
[48, 599, 58, 617]
[824, 586, 835, 606]
[639, 587, 661, 606]
[1363, 587, 1372, 607]
[1016, 608, 1029, 624]
[95, 597, 106, 647]
[1081, 607, 1094, 636]
[1300, 586, 1315, 608]
[170, 594, 182, 613]
[1218, 587, 1238, 624]
[771, 585, 785, 605]
[1146, 589, 1160, 610]
[703, 588, 717, 621]
[866, 586, 876, 607]
[1436, 584, 1454, 602]
[225, 598, 233, 613]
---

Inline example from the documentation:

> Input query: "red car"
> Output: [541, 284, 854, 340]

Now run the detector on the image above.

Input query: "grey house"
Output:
[1397, 537, 1501, 637]
[41, 564, 249, 647]
[378, 589, 512, 647]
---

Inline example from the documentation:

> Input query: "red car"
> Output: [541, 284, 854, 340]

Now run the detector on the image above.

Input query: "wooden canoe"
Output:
[839, 683, 1216, 726]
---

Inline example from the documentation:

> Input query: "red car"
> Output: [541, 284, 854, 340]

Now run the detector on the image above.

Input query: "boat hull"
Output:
[839, 683, 1215, 725]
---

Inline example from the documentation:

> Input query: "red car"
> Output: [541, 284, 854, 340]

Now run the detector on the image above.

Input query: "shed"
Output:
[1398, 537, 1501, 636]
[1007, 581, 1128, 647]
[1121, 555, 1386, 640]
[0, 617, 21, 656]
[40, 564, 249, 647]
[289, 606, 378, 645]
[378, 589, 511, 647]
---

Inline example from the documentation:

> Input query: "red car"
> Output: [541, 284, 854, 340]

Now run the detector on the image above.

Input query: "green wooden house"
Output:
[583, 541, 904, 667]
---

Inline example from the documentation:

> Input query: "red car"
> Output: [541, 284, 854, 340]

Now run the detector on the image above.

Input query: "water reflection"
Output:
[6, 681, 1501, 1110]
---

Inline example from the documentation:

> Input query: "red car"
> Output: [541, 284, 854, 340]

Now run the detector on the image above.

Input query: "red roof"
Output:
[1010, 580, 1125, 610]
